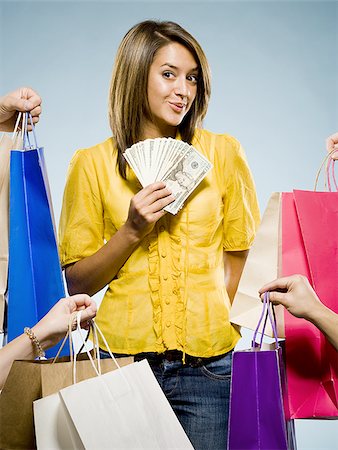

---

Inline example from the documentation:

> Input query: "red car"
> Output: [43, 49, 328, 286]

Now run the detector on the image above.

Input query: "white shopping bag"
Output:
[34, 314, 193, 449]
[60, 358, 194, 449]
[34, 392, 84, 449]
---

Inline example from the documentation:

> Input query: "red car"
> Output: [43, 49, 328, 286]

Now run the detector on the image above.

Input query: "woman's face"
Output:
[144, 42, 198, 139]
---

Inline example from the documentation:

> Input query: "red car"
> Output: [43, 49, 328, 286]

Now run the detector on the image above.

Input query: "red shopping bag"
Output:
[281, 190, 338, 418]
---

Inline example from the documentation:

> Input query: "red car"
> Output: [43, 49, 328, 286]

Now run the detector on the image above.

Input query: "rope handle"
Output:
[51, 312, 126, 386]
[10, 112, 39, 150]
[314, 149, 338, 192]
[251, 292, 279, 350]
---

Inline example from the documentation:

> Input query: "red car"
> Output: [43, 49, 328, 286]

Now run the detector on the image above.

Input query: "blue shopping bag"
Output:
[7, 114, 67, 357]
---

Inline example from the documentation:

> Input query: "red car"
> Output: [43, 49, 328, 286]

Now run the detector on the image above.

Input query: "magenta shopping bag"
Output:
[228, 293, 296, 450]
[281, 190, 338, 418]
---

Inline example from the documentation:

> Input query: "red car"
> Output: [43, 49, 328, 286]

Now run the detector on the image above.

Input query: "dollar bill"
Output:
[163, 146, 212, 214]
[123, 138, 212, 214]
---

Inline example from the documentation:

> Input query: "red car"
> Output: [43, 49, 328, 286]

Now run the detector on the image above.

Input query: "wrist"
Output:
[304, 301, 328, 324]
[24, 326, 47, 358]
[121, 222, 144, 244]
[31, 322, 56, 352]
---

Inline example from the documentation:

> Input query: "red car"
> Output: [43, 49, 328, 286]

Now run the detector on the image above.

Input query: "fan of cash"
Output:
[124, 138, 213, 215]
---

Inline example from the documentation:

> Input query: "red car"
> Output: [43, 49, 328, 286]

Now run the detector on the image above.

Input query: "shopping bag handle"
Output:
[10, 112, 39, 150]
[314, 149, 338, 192]
[251, 292, 279, 349]
[23, 113, 39, 150]
[73, 312, 123, 384]
[52, 312, 125, 385]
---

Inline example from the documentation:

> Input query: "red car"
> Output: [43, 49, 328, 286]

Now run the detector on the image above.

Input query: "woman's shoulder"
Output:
[193, 128, 243, 164]
[69, 137, 116, 170]
[71, 137, 117, 163]
[194, 128, 241, 149]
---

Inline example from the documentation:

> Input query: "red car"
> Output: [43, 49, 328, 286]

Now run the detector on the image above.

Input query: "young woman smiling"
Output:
[59, 20, 260, 449]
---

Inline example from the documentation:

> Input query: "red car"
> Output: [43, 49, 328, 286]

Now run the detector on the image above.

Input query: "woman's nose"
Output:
[174, 77, 190, 99]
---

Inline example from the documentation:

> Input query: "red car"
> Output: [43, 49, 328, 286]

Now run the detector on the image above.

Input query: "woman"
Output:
[59, 20, 260, 449]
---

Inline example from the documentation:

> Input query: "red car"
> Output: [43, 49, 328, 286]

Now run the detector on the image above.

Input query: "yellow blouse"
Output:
[59, 129, 260, 357]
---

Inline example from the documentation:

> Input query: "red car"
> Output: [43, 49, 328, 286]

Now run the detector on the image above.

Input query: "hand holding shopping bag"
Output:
[7, 113, 66, 357]
[228, 292, 296, 450]
[34, 314, 194, 450]
[0, 310, 132, 450]
[230, 153, 338, 419]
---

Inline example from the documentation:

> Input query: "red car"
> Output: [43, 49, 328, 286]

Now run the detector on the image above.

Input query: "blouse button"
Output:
[166, 321, 171, 328]
[159, 226, 165, 232]
[163, 275, 168, 281]
[161, 252, 167, 258]
[165, 298, 170, 305]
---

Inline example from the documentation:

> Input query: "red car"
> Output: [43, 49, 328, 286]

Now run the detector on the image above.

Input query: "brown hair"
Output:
[109, 20, 211, 179]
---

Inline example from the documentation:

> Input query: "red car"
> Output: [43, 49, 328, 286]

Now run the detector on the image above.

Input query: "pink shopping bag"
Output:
[281, 190, 338, 418]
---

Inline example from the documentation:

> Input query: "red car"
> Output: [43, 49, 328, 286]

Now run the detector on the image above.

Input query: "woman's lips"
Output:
[168, 102, 187, 113]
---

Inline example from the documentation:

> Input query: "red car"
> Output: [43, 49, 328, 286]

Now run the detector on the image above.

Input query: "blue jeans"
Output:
[100, 349, 233, 450]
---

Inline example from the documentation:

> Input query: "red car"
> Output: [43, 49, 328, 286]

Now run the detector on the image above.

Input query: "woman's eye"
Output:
[163, 71, 174, 79]
[188, 74, 198, 83]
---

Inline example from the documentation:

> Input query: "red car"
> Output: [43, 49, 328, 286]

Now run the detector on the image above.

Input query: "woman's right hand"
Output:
[125, 181, 174, 240]
[327, 132, 338, 160]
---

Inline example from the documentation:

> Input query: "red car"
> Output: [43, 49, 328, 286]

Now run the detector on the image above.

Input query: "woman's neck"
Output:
[141, 120, 177, 141]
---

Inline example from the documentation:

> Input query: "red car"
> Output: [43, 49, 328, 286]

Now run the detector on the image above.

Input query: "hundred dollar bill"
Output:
[124, 138, 212, 214]
[163, 147, 212, 215]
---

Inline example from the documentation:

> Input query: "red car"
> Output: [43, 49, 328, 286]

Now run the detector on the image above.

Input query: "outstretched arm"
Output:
[259, 275, 338, 351]
[0, 294, 96, 389]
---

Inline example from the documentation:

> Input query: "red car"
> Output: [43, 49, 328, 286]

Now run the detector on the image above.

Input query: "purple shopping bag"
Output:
[228, 293, 297, 450]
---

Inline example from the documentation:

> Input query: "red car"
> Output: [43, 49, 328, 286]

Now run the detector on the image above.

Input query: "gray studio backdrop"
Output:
[1, 1, 337, 449]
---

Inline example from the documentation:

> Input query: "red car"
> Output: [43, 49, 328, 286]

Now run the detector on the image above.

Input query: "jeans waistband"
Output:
[135, 350, 229, 367]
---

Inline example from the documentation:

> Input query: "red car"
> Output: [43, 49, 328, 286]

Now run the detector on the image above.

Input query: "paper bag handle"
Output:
[73, 312, 123, 384]
[10, 112, 39, 150]
[252, 292, 279, 349]
[314, 149, 338, 192]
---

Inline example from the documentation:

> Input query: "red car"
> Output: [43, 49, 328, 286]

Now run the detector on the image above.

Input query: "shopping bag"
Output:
[0, 134, 12, 333]
[0, 352, 133, 449]
[281, 190, 338, 418]
[34, 318, 194, 450]
[0, 130, 22, 334]
[228, 292, 296, 450]
[230, 192, 285, 337]
[7, 114, 65, 357]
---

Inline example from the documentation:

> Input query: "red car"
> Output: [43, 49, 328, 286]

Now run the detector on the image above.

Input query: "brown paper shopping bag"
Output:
[0, 131, 23, 334]
[0, 354, 133, 449]
[0, 134, 13, 333]
[230, 192, 285, 337]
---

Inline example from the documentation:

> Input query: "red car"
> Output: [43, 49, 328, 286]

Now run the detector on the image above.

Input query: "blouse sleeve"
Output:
[222, 137, 260, 251]
[58, 149, 104, 267]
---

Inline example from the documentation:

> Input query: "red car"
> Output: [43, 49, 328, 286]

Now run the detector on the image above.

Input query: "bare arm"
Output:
[223, 250, 249, 304]
[0, 294, 96, 389]
[259, 275, 338, 351]
[66, 182, 174, 296]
